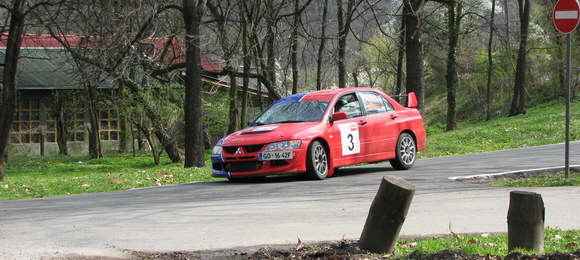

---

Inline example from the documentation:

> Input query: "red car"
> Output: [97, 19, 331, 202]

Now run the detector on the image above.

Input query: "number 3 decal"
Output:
[338, 123, 360, 155]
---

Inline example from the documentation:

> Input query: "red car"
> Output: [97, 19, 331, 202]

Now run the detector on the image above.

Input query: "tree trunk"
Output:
[291, 0, 299, 94]
[352, 71, 359, 87]
[86, 85, 102, 159]
[554, 33, 566, 98]
[404, 0, 426, 109]
[486, 0, 496, 121]
[0, 0, 25, 181]
[265, 0, 278, 95]
[507, 191, 545, 253]
[240, 15, 251, 128]
[509, 0, 530, 116]
[53, 93, 69, 155]
[183, 0, 206, 168]
[227, 68, 239, 133]
[336, 0, 347, 89]
[316, 0, 329, 91]
[118, 117, 128, 153]
[395, 15, 405, 101]
[445, 2, 461, 131]
[359, 176, 416, 253]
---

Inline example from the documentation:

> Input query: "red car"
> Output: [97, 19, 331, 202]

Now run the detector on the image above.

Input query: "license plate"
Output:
[259, 151, 293, 161]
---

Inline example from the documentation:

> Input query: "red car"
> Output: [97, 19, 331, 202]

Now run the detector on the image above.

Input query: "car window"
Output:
[254, 101, 329, 125]
[334, 93, 362, 119]
[360, 92, 393, 114]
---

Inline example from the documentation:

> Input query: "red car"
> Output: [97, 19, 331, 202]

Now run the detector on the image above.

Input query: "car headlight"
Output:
[212, 145, 223, 155]
[265, 140, 302, 151]
[212, 138, 225, 155]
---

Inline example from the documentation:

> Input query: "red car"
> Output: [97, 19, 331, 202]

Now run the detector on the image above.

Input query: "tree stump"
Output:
[507, 191, 545, 253]
[359, 176, 415, 253]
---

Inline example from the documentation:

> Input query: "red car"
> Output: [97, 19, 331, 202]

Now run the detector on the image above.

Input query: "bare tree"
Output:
[207, 0, 242, 134]
[336, 0, 363, 88]
[316, 0, 329, 90]
[445, 0, 462, 131]
[509, 0, 530, 116]
[183, 0, 206, 168]
[0, 0, 26, 181]
[404, 0, 426, 108]
[485, 0, 496, 121]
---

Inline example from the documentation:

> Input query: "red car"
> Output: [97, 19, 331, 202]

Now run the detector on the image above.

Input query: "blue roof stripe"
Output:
[272, 93, 306, 106]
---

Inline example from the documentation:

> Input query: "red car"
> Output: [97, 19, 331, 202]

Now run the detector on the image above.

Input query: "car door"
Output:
[328, 93, 369, 167]
[358, 91, 399, 159]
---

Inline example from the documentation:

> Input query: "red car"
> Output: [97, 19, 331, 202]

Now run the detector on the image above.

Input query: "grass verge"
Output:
[393, 228, 579, 258]
[491, 171, 580, 187]
[419, 100, 579, 158]
[1, 152, 217, 200]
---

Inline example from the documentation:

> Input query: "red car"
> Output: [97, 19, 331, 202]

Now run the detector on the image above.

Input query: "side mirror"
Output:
[407, 92, 418, 108]
[331, 112, 348, 122]
[247, 120, 255, 127]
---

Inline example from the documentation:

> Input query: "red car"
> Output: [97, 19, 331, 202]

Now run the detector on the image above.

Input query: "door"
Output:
[329, 93, 368, 166]
[358, 91, 399, 158]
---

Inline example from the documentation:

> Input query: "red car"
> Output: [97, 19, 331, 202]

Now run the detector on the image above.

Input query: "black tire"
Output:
[389, 132, 416, 170]
[307, 140, 329, 180]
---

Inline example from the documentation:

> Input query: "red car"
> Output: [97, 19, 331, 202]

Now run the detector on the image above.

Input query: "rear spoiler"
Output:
[391, 92, 418, 108]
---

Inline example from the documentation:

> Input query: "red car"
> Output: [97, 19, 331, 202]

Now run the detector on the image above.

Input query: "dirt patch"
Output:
[127, 240, 580, 260]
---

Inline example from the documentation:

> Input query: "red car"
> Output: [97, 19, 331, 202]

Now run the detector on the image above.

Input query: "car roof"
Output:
[276, 87, 381, 104]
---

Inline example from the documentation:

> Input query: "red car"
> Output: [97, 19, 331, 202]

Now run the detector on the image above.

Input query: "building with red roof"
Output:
[0, 34, 261, 156]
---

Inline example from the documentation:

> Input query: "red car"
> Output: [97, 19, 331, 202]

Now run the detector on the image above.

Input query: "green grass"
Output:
[419, 100, 579, 158]
[1, 152, 217, 200]
[491, 171, 580, 187]
[393, 228, 580, 258]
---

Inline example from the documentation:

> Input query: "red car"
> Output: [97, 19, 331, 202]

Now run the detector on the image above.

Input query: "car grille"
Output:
[223, 145, 264, 154]
[225, 161, 262, 172]
[223, 146, 238, 154]
[244, 144, 264, 153]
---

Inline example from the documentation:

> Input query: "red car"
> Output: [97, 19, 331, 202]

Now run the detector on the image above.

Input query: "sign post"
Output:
[552, 0, 579, 181]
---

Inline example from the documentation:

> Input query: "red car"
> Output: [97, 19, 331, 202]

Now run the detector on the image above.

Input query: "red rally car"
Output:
[211, 87, 426, 181]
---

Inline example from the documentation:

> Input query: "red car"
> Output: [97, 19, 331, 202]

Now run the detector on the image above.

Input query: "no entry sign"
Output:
[552, 0, 580, 33]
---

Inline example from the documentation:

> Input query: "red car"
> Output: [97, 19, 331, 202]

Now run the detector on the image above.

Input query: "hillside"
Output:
[419, 100, 579, 158]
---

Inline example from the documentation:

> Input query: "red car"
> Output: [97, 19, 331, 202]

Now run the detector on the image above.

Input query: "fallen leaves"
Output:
[566, 241, 577, 248]
[80, 183, 90, 187]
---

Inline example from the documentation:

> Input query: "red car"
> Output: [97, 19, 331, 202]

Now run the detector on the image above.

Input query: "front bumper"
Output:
[211, 149, 307, 178]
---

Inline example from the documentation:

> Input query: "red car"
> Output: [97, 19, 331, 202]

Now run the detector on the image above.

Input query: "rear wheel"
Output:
[389, 132, 416, 170]
[307, 140, 329, 180]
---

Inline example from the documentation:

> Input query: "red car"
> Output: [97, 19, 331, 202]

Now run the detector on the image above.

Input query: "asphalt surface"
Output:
[1, 142, 579, 259]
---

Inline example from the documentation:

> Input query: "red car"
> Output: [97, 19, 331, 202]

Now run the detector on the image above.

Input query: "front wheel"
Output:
[307, 140, 329, 180]
[389, 133, 416, 170]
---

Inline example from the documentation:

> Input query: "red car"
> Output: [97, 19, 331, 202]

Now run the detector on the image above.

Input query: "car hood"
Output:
[222, 122, 322, 146]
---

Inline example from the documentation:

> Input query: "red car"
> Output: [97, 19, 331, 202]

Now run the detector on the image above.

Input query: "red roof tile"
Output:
[0, 33, 222, 72]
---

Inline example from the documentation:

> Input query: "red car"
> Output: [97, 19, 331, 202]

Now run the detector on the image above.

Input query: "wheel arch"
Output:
[400, 129, 417, 146]
[308, 137, 335, 177]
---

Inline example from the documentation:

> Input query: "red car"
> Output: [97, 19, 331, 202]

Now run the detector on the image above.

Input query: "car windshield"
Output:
[254, 101, 329, 125]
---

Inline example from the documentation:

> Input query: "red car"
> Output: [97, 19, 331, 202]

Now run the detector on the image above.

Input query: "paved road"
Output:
[1, 142, 579, 259]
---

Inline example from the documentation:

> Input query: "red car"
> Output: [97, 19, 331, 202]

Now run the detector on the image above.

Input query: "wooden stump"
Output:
[507, 191, 545, 253]
[359, 176, 415, 253]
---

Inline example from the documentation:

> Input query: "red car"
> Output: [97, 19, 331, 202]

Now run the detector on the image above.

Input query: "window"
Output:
[98, 109, 120, 141]
[359, 92, 393, 115]
[334, 93, 363, 119]
[11, 97, 42, 144]
[65, 112, 86, 142]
